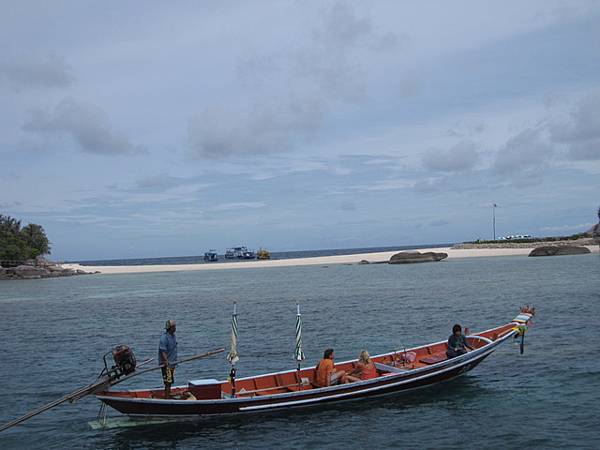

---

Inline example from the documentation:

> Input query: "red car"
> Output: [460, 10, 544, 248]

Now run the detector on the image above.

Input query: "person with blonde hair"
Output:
[346, 350, 377, 383]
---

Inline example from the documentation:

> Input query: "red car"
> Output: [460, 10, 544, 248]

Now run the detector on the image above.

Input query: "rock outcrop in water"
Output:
[528, 246, 591, 257]
[389, 251, 448, 264]
[0, 256, 97, 280]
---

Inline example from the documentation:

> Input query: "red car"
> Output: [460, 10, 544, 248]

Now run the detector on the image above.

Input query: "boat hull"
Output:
[97, 332, 510, 417]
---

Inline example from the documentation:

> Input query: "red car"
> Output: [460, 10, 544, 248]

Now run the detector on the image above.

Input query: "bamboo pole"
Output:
[0, 348, 224, 433]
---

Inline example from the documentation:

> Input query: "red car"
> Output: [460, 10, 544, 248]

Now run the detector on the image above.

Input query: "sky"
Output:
[1, 1, 599, 260]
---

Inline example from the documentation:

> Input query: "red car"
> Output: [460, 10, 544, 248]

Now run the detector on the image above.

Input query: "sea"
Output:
[1, 252, 599, 449]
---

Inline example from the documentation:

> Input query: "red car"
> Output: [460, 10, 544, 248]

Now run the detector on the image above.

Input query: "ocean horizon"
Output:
[72, 243, 454, 266]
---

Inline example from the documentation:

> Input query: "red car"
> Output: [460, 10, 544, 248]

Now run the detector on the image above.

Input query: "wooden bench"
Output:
[419, 353, 447, 365]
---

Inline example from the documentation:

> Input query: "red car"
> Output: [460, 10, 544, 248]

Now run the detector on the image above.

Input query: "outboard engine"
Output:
[112, 345, 137, 376]
[100, 345, 137, 381]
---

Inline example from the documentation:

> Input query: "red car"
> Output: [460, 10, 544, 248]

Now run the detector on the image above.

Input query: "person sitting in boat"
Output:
[159, 319, 178, 398]
[345, 350, 377, 383]
[315, 348, 348, 387]
[446, 324, 473, 359]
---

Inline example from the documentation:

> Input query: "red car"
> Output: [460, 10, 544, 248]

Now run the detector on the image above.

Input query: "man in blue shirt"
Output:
[158, 319, 178, 398]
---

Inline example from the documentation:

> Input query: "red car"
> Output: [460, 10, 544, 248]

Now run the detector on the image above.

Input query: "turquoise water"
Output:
[1, 255, 599, 449]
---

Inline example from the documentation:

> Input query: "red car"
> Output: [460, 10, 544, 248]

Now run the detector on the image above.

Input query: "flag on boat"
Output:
[227, 302, 239, 365]
[294, 303, 306, 362]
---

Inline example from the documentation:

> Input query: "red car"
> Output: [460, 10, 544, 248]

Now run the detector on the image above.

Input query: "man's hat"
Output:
[165, 319, 176, 330]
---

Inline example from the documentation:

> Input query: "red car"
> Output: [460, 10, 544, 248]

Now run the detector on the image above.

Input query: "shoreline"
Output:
[63, 245, 599, 275]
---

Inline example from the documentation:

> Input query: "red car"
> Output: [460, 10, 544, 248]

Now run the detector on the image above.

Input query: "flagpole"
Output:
[227, 301, 239, 397]
[294, 303, 306, 389]
[492, 203, 497, 240]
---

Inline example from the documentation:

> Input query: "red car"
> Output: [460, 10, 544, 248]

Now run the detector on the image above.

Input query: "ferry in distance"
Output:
[225, 246, 256, 259]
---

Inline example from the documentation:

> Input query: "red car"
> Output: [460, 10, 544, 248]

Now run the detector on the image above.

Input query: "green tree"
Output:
[0, 215, 26, 260]
[20, 223, 51, 258]
[0, 214, 51, 262]
[0, 214, 21, 234]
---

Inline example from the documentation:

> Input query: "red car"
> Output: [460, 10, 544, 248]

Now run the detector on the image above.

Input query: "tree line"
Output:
[0, 214, 51, 261]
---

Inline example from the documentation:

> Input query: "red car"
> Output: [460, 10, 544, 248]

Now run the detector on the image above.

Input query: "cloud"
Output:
[549, 94, 600, 161]
[422, 140, 480, 172]
[188, 100, 324, 159]
[429, 219, 449, 227]
[23, 98, 145, 155]
[356, 178, 413, 192]
[209, 202, 266, 212]
[134, 175, 187, 191]
[188, 2, 398, 159]
[127, 175, 210, 193]
[539, 222, 595, 232]
[493, 128, 552, 174]
[413, 178, 444, 193]
[339, 201, 356, 211]
[0, 54, 74, 91]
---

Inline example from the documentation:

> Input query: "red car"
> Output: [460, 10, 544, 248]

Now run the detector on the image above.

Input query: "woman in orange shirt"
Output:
[315, 348, 348, 387]
[345, 350, 377, 383]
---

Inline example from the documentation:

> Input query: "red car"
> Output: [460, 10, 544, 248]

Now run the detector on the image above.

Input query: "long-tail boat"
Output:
[95, 308, 535, 417]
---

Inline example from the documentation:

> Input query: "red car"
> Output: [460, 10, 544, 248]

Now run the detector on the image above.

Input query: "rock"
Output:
[358, 260, 370, 265]
[0, 259, 99, 280]
[389, 251, 448, 264]
[35, 255, 47, 266]
[528, 246, 591, 257]
[35, 255, 59, 269]
[591, 223, 600, 243]
[13, 265, 50, 279]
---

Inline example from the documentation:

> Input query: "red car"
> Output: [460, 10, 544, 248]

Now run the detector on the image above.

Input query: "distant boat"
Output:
[225, 246, 254, 259]
[203, 250, 218, 262]
[256, 248, 270, 260]
[241, 248, 256, 259]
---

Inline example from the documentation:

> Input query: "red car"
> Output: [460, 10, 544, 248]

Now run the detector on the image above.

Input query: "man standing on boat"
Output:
[159, 320, 178, 398]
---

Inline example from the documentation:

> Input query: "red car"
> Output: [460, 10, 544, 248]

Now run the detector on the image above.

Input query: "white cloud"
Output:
[23, 98, 145, 155]
[210, 202, 267, 212]
[0, 54, 74, 91]
[493, 128, 552, 174]
[539, 222, 595, 232]
[422, 140, 480, 173]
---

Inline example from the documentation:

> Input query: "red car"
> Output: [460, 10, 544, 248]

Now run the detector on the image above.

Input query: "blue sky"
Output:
[1, 1, 599, 260]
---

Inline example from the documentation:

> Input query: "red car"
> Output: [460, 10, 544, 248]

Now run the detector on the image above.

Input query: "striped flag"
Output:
[294, 303, 306, 362]
[227, 302, 239, 365]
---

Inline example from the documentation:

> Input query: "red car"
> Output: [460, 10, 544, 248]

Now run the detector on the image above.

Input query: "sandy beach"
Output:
[63, 245, 599, 275]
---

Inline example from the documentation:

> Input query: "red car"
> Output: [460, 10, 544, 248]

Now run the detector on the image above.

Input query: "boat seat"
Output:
[374, 362, 410, 373]
[419, 353, 447, 365]
[254, 388, 288, 396]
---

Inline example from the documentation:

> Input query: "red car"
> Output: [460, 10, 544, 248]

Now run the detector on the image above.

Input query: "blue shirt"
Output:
[158, 331, 178, 368]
